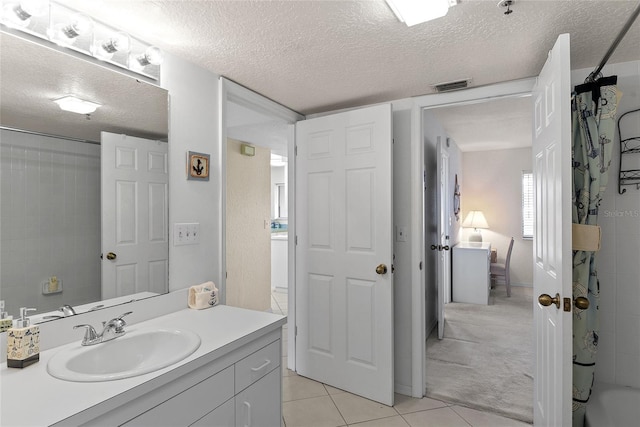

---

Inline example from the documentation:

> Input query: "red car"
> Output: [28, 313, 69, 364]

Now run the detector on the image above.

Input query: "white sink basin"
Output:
[47, 328, 201, 382]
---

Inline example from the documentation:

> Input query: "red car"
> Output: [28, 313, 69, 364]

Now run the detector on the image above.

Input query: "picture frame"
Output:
[187, 151, 210, 181]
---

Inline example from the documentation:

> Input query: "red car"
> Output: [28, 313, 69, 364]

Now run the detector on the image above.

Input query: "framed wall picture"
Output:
[187, 151, 210, 181]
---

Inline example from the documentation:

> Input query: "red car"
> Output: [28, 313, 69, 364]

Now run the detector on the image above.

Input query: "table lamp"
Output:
[462, 210, 489, 243]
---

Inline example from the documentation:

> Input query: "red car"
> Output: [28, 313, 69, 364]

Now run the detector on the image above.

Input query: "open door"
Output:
[436, 141, 450, 339]
[295, 104, 394, 406]
[101, 132, 168, 299]
[532, 34, 572, 426]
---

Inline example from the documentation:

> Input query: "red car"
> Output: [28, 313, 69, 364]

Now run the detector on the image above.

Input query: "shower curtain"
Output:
[571, 76, 620, 427]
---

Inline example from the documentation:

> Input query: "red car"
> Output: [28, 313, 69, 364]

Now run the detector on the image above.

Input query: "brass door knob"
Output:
[106, 252, 117, 261]
[431, 245, 439, 250]
[538, 293, 561, 309]
[376, 264, 388, 275]
[442, 245, 450, 251]
[574, 296, 590, 310]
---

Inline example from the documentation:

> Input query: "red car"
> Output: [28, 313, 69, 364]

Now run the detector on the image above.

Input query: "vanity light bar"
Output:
[0, 0, 162, 81]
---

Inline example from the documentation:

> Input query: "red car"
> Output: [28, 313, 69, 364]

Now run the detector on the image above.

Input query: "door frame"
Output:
[410, 78, 536, 397]
[219, 78, 304, 372]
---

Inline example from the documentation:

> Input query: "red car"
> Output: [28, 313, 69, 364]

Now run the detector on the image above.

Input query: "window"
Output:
[522, 171, 534, 239]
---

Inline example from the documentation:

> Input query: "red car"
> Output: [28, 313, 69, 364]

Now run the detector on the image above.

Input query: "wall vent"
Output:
[433, 79, 471, 92]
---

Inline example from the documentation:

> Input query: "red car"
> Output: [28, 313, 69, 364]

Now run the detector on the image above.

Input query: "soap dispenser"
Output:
[0, 301, 13, 332]
[7, 307, 40, 368]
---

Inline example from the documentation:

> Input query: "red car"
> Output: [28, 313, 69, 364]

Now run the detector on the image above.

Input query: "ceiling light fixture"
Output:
[386, 0, 458, 26]
[53, 95, 101, 115]
[0, 1, 163, 81]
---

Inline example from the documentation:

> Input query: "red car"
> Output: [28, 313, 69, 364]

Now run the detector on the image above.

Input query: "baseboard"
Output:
[395, 382, 413, 397]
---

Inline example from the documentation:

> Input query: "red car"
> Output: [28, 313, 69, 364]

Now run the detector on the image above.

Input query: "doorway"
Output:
[416, 88, 536, 422]
[220, 78, 303, 371]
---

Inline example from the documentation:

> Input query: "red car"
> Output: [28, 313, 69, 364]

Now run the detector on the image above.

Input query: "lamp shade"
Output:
[462, 211, 489, 229]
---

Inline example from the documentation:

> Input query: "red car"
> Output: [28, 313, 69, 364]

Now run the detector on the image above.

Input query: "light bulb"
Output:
[92, 32, 130, 60]
[1, 0, 47, 28]
[47, 13, 93, 46]
[130, 46, 163, 71]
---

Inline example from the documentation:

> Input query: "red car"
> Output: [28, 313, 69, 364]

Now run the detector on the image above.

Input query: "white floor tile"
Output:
[330, 392, 398, 425]
[347, 415, 409, 427]
[402, 407, 470, 427]
[450, 405, 532, 427]
[393, 394, 448, 414]
[283, 375, 328, 402]
[283, 396, 346, 427]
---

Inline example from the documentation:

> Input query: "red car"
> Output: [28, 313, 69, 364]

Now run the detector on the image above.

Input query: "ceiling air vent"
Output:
[433, 79, 471, 92]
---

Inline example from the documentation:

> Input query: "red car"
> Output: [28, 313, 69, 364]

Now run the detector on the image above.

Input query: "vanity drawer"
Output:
[123, 365, 234, 427]
[235, 339, 280, 393]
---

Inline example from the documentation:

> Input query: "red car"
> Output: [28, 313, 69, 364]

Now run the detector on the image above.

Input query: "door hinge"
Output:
[419, 261, 423, 270]
[392, 138, 395, 144]
[295, 145, 298, 156]
[295, 235, 298, 245]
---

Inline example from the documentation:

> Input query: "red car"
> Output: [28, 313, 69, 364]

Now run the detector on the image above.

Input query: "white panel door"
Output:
[436, 141, 450, 339]
[296, 104, 394, 406]
[101, 132, 168, 299]
[532, 34, 572, 427]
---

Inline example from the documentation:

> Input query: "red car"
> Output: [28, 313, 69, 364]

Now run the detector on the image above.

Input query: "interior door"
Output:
[531, 34, 572, 426]
[101, 132, 169, 300]
[436, 141, 450, 339]
[295, 104, 394, 406]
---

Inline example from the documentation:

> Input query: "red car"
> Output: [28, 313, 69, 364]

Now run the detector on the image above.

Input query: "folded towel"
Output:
[188, 281, 219, 309]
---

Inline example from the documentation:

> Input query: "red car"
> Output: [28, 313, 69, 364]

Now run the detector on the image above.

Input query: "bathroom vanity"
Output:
[0, 305, 286, 426]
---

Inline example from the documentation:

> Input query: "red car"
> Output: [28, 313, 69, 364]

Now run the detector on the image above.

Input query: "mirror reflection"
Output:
[0, 32, 169, 323]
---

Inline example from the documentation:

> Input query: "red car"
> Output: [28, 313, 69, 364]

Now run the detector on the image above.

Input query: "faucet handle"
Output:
[104, 311, 133, 332]
[74, 324, 99, 345]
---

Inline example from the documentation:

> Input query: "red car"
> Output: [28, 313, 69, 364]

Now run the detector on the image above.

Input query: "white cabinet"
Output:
[64, 328, 282, 427]
[235, 369, 281, 427]
[452, 242, 491, 305]
[271, 236, 288, 291]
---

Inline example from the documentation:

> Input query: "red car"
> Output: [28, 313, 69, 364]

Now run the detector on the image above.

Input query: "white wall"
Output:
[572, 60, 640, 388]
[0, 131, 101, 315]
[271, 164, 285, 219]
[392, 105, 413, 394]
[461, 148, 533, 286]
[160, 53, 223, 295]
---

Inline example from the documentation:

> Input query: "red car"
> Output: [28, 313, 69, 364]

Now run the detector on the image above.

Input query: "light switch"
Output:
[174, 223, 200, 245]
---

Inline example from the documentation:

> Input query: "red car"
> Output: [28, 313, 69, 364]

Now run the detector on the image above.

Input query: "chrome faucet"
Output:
[59, 304, 77, 316]
[73, 312, 133, 346]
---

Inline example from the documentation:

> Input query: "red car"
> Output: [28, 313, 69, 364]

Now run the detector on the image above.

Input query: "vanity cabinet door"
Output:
[122, 365, 234, 427]
[235, 368, 281, 427]
[191, 397, 235, 427]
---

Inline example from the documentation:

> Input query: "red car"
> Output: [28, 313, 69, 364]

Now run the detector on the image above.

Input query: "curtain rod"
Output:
[586, 2, 640, 82]
[0, 126, 100, 145]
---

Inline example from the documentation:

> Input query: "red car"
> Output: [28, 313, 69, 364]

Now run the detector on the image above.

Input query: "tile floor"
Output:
[270, 291, 531, 427]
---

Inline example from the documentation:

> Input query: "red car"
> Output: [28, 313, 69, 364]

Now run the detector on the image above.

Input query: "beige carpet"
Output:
[425, 285, 534, 424]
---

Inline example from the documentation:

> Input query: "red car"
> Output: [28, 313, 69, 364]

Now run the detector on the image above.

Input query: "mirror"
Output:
[0, 32, 169, 323]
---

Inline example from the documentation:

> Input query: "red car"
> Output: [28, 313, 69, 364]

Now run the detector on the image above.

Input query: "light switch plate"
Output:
[396, 226, 407, 242]
[174, 223, 200, 245]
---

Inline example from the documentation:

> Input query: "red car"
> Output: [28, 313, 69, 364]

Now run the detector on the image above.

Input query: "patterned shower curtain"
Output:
[571, 76, 620, 427]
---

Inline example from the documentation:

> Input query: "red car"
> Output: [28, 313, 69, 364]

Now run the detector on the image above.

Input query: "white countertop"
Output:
[456, 242, 491, 250]
[0, 305, 286, 427]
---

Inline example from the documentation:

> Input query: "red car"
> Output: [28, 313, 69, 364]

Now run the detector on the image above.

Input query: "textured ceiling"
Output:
[2, 0, 639, 148]
[57, 0, 640, 115]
